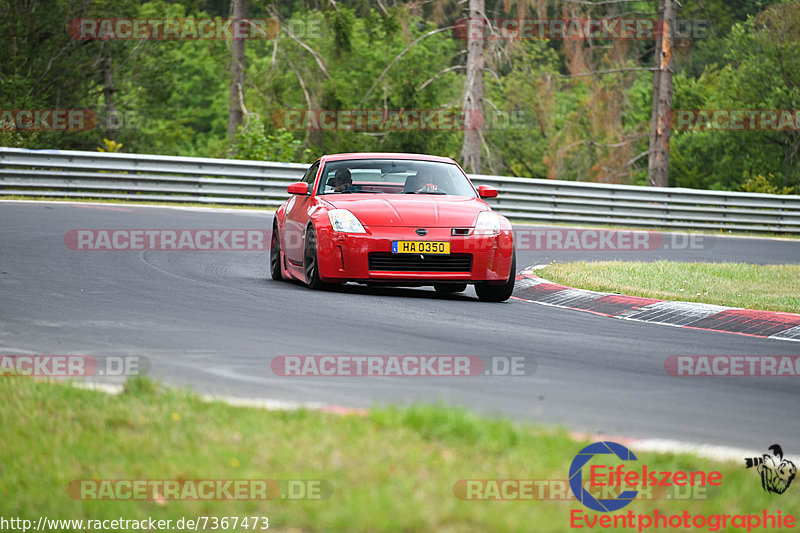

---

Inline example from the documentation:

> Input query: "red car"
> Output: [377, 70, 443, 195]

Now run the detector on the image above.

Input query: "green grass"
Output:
[1, 378, 797, 532]
[535, 260, 800, 313]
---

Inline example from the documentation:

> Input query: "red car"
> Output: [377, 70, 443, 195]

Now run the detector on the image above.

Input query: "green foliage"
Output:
[328, 7, 355, 56]
[232, 119, 311, 162]
[486, 40, 560, 177]
[97, 138, 123, 152]
[2, 0, 799, 190]
[123, 376, 160, 397]
[740, 172, 797, 195]
[671, 3, 800, 191]
[370, 405, 521, 451]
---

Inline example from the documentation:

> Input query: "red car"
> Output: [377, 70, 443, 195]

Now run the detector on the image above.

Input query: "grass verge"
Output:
[534, 260, 800, 313]
[1, 378, 796, 532]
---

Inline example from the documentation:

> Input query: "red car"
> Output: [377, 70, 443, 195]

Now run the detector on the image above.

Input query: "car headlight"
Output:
[328, 209, 366, 233]
[474, 211, 501, 235]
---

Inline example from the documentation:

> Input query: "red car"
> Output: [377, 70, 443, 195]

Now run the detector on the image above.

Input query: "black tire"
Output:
[304, 226, 332, 290]
[434, 283, 467, 294]
[475, 252, 516, 302]
[269, 220, 283, 281]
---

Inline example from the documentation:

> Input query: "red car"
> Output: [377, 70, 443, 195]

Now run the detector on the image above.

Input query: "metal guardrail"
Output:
[2, 147, 799, 234]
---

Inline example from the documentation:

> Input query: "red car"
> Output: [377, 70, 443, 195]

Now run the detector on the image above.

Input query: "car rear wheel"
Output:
[475, 252, 516, 302]
[269, 220, 283, 281]
[304, 226, 333, 290]
[434, 283, 467, 294]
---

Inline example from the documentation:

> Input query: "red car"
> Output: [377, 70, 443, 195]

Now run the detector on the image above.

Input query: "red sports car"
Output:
[269, 153, 516, 302]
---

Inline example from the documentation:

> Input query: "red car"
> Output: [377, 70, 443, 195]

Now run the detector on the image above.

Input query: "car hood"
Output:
[321, 195, 488, 227]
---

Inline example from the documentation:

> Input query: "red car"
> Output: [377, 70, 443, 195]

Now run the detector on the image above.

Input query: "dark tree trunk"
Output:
[100, 41, 119, 133]
[648, 0, 675, 187]
[461, 0, 484, 174]
[228, 0, 246, 146]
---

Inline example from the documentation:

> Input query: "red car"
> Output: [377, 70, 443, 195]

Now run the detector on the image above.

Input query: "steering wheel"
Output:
[416, 183, 440, 193]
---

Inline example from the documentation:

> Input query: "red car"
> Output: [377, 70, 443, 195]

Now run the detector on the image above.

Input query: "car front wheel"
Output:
[475, 252, 516, 302]
[269, 220, 284, 281]
[304, 226, 333, 290]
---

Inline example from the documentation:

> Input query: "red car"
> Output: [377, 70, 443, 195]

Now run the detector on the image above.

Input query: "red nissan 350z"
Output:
[269, 153, 516, 302]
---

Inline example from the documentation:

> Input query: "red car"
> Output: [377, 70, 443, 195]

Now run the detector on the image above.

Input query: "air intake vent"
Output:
[368, 253, 472, 272]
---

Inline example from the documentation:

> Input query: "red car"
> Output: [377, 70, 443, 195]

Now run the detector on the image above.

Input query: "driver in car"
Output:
[405, 169, 442, 193]
[333, 168, 358, 192]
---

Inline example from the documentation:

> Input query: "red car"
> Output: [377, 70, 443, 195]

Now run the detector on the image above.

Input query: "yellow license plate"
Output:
[392, 241, 450, 254]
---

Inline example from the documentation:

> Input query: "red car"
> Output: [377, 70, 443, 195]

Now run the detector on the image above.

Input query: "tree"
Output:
[647, 0, 675, 187]
[228, 0, 246, 147]
[671, 2, 800, 191]
[461, 0, 484, 173]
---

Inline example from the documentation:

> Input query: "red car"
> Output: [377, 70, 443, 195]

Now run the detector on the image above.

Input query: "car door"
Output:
[284, 161, 320, 265]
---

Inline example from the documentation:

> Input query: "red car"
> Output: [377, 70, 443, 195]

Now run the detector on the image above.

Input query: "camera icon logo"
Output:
[744, 444, 796, 495]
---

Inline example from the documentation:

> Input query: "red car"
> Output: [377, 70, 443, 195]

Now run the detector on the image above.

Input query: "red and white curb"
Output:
[514, 268, 800, 342]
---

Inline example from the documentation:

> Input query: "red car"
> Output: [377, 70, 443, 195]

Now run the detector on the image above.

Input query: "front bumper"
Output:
[314, 225, 514, 283]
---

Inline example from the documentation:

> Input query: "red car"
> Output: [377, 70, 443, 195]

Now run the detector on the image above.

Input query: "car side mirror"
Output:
[478, 185, 498, 198]
[287, 182, 309, 195]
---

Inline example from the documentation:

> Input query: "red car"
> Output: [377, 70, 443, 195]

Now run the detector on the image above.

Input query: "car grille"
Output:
[368, 253, 472, 272]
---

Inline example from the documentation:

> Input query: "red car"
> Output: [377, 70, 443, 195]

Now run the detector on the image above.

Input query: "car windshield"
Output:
[317, 159, 477, 197]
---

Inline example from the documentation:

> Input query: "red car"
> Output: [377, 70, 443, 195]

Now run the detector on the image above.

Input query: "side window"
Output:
[320, 168, 334, 194]
[317, 164, 336, 194]
[302, 162, 320, 190]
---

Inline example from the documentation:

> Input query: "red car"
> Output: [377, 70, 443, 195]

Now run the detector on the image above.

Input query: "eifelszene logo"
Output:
[745, 445, 796, 495]
[569, 441, 722, 513]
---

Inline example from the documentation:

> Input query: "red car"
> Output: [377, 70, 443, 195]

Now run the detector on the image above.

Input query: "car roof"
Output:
[319, 153, 457, 164]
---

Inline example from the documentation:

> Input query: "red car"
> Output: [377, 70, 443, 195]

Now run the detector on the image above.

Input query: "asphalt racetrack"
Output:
[2, 201, 799, 449]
